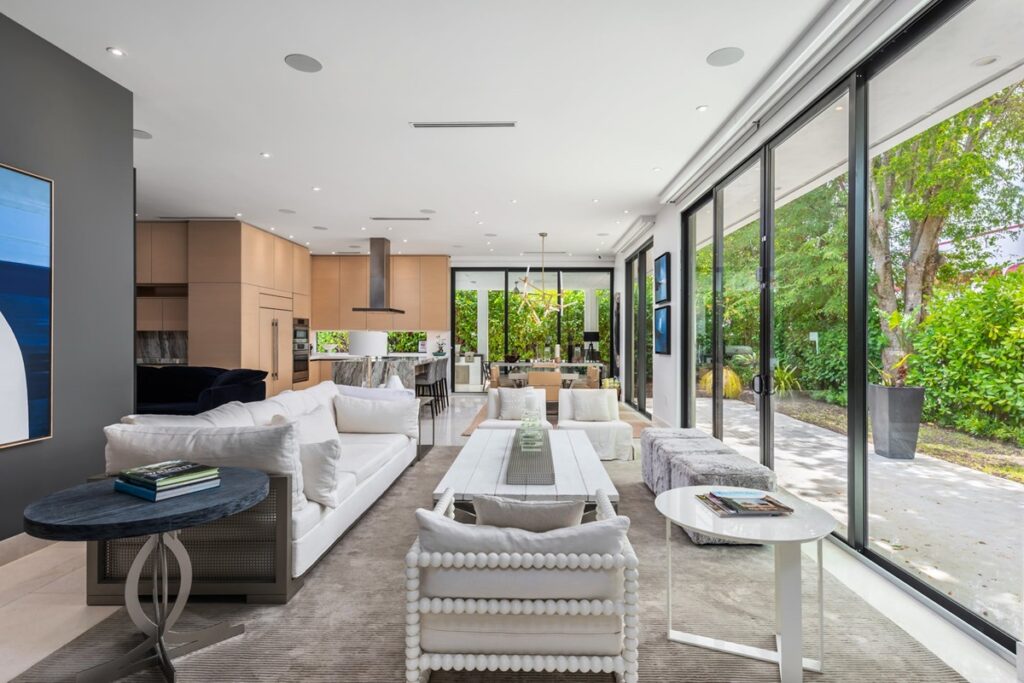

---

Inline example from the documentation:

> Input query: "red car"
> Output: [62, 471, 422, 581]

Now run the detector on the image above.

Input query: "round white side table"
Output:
[655, 485, 837, 683]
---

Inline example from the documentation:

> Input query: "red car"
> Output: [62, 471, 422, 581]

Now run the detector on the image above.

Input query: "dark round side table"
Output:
[24, 466, 269, 682]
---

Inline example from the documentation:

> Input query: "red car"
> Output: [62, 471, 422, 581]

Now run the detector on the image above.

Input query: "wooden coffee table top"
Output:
[433, 429, 619, 503]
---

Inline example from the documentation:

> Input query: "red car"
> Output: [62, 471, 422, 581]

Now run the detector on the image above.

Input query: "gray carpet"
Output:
[18, 447, 965, 682]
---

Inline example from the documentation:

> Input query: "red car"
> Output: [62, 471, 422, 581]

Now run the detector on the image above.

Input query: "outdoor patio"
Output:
[696, 397, 1023, 639]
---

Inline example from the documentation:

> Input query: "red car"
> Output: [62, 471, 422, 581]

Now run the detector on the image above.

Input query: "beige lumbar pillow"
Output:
[473, 494, 584, 532]
[498, 388, 536, 420]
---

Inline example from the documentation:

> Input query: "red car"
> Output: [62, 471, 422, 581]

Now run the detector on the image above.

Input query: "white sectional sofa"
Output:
[556, 389, 634, 461]
[88, 380, 420, 604]
[475, 388, 553, 430]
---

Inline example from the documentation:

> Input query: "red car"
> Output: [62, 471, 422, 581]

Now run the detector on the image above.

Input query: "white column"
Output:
[583, 288, 598, 332]
[476, 289, 489, 359]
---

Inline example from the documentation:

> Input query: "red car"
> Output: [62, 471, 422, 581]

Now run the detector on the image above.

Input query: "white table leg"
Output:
[775, 541, 803, 683]
[817, 539, 824, 671]
[665, 517, 673, 633]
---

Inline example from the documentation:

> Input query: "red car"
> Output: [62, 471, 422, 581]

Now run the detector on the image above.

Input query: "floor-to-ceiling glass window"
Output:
[866, 0, 1023, 641]
[626, 242, 654, 416]
[689, 201, 714, 433]
[453, 270, 504, 391]
[559, 271, 612, 367]
[719, 161, 762, 461]
[507, 269, 558, 361]
[770, 90, 851, 538]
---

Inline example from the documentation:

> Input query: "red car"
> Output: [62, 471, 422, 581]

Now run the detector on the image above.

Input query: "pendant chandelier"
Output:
[514, 232, 575, 323]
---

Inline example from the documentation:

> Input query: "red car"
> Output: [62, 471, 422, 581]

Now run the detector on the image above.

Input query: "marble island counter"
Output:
[310, 353, 446, 389]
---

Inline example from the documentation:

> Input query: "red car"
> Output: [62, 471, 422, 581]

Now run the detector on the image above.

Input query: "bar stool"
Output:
[434, 358, 449, 412]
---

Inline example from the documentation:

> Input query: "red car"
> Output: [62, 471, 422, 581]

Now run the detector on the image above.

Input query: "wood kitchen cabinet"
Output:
[338, 256, 369, 330]
[274, 237, 294, 292]
[258, 307, 292, 397]
[292, 243, 311, 295]
[390, 255, 421, 330]
[136, 297, 188, 331]
[136, 221, 187, 284]
[419, 255, 450, 330]
[311, 256, 341, 330]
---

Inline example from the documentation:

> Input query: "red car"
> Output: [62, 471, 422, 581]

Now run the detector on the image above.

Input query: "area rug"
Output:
[18, 449, 964, 682]
[463, 403, 654, 437]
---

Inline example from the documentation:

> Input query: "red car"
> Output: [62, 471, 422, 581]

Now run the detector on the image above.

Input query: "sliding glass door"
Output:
[625, 241, 654, 416]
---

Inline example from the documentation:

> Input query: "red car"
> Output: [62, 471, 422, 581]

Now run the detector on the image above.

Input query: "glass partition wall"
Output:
[679, 0, 1023, 650]
[625, 241, 655, 416]
[451, 268, 614, 392]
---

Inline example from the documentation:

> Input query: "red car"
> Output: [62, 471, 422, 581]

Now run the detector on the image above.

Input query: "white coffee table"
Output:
[655, 486, 836, 683]
[433, 429, 619, 511]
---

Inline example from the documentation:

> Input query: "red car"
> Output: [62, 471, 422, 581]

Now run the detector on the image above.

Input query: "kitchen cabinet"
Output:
[259, 307, 292, 397]
[135, 223, 152, 283]
[292, 243, 310, 295]
[338, 256, 369, 330]
[162, 298, 188, 330]
[136, 221, 187, 284]
[390, 255, 420, 330]
[136, 297, 188, 331]
[274, 237, 293, 292]
[311, 256, 341, 329]
[241, 224, 275, 289]
[419, 255, 450, 330]
[293, 293, 310, 319]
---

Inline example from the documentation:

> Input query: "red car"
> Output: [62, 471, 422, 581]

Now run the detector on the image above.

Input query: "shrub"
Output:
[699, 367, 743, 399]
[907, 271, 1024, 446]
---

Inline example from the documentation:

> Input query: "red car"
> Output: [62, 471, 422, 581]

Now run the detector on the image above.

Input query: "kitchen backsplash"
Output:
[135, 331, 187, 364]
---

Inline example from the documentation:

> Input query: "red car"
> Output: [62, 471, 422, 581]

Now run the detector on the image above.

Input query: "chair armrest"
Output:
[595, 489, 616, 521]
[433, 488, 455, 518]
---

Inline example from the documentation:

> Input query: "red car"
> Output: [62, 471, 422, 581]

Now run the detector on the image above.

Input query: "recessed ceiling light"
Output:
[477, 221, 484, 226]
[420, 209, 436, 214]
[489, 248, 494, 252]
[696, 105, 709, 112]
[592, 199, 600, 203]
[305, 241, 310, 245]
[387, 226, 393, 231]
[972, 55, 998, 66]
[484, 232, 498, 237]
[652, 167, 662, 172]
[473, 210, 480, 215]
[623, 210, 630, 214]
[835, 105, 844, 111]
[615, 221, 621, 225]
[706, 47, 745, 67]
[360, 226, 366, 231]
[597, 232, 609, 236]
[595, 248, 600, 252]
[106, 47, 124, 57]
[312, 186, 321, 192]
[510, 199, 518, 204]
[132, 129, 152, 140]
[313, 226, 328, 231]
[397, 251, 402, 254]
[567, 252, 572, 256]
[289, 234, 294, 239]
[486, 241, 491, 246]
[284, 53, 323, 73]
[235, 212, 243, 217]
[331, 251, 336, 255]
[270, 227, 276, 231]
[403, 239, 408, 243]
[260, 152, 272, 159]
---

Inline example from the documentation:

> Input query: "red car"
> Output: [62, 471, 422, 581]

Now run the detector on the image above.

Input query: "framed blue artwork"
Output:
[0, 162, 53, 449]
[654, 305, 670, 355]
[654, 252, 670, 303]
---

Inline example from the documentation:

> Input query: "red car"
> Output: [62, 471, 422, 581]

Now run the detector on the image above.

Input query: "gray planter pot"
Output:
[868, 384, 925, 459]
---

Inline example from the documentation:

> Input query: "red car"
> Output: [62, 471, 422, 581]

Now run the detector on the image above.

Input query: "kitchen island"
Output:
[310, 353, 446, 390]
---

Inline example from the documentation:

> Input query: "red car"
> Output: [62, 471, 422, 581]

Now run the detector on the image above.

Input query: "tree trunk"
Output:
[867, 161, 908, 373]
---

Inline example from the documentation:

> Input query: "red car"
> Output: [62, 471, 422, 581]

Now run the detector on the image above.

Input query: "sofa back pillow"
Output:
[473, 494, 584, 532]
[337, 384, 415, 402]
[333, 393, 418, 439]
[497, 388, 537, 421]
[271, 405, 338, 445]
[416, 509, 629, 555]
[571, 389, 614, 422]
[104, 422, 306, 510]
[297, 439, 345, 508]
[122, 401, 257, 428]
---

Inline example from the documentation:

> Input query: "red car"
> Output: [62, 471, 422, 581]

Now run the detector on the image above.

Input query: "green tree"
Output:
[869, 81, 1024, 375]
[453, 289, 478, 352]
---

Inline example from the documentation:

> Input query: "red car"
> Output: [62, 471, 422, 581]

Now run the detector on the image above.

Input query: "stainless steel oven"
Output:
[293, 318, 310, 382]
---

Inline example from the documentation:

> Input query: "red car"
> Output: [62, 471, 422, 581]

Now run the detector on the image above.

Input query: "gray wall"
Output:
[0, 14, 134, 540]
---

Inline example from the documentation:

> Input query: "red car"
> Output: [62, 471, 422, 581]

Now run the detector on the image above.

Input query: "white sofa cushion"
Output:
[473, 495, 584, 532]
[497, 388, 537, 420]
[291, 497, 324, 539]
[297, 439, 346, 507]
[421, 613, 622, 656]
[338, 384, 415, 401]
[570, 389, 614, 422]
[337, 448, 393, 484]
[415, 509, 629, 555]
[273, 405, 338, 445]
[333, 393, 418, 439]
[122, 401, 257, 428]
[103, 422, 306, 509]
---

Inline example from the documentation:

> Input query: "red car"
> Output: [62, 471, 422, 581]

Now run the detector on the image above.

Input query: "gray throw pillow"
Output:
[473, 494, 585, 532]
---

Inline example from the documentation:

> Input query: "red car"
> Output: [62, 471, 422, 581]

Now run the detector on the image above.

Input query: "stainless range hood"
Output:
[352, 237, 405, 314]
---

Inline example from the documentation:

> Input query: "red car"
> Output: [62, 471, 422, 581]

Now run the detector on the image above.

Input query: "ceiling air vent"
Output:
[521, 250, 568, 255]
[369, 216, 430, 221]
[158, 216, 236, 221]
[409, 121, 517, 129]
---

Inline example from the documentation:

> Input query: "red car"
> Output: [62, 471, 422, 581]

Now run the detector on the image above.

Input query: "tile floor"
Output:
[0, 391, 1014, 682]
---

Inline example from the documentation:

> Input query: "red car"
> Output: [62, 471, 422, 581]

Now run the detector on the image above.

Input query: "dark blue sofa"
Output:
[136, 366, 267, 415]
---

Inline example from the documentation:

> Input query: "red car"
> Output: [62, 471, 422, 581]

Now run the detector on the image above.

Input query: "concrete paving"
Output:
[696, 397, 1023, 639]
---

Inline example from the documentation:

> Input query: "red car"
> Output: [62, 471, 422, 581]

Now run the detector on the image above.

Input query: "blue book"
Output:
[711, 489, 767, 499]
[114, 478, 220, 501]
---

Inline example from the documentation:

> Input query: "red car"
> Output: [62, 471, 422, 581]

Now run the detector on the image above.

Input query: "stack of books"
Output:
[114, 460, 220, 501]
[696, 489, 794, 517]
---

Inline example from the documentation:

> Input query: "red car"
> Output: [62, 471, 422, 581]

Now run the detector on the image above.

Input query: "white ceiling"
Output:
[0, 0, 838, 258]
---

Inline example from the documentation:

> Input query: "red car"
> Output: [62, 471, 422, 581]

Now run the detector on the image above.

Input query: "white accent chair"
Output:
[557, 389, 634, 461]
[475, 388, 553, 430]
[405, 489, 639, 683]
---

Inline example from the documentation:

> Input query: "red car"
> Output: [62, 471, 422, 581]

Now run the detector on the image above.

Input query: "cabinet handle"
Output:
[272, 318, 279, 380]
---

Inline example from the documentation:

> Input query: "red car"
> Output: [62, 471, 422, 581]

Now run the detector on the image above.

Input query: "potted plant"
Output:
[868, 353, 925, 459]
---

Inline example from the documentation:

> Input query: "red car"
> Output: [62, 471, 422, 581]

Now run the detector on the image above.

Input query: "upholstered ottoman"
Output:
[665, 444, 777, 544]
[640, 428, 710, 493]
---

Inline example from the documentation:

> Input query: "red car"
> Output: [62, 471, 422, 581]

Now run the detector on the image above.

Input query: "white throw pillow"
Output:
[244, 397, 292, 425]
[473, 495, 584, 532]
[103, 422, 306, 510]
[333, 393, 418, 439]
[198, 401, 259, 427]
[498, 388, 536, 421]
[121, 413, 209, 427]
[571, 390, 612, 422]
[416, 509, 629, 555]
[338, 384, 415, 402]
[298, 439, 344, 507]
[272, 405, 338, 445]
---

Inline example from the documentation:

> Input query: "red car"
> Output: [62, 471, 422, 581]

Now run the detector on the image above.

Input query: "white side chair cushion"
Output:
[297, 438, 345, 507]
[122, 401, 257, 428]
[421, 613, 623, 656]
[571, 390, 613, 422]
[333, 393, 419, 439]
[497, 387, 537, 420]
[473, 494, 584, 532]
[270, 405, 337, 445]
[103, 422, 306, 510]
[337, 384, 415, 401]
[416, 508, 629, 555]
[422, 567, 623, 600]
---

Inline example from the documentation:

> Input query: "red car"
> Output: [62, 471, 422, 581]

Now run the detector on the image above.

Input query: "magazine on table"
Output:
[696, 489, 793, 517]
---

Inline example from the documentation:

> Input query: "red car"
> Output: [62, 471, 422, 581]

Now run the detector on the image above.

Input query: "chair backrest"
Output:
[527, 371, 561, 402]
[487, 387, 546, 420]
[558, 388, 619, 422]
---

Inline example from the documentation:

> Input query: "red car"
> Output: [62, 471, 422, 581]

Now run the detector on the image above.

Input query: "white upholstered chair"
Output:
[405, 489, 639, 682]
[557, 389, 634, 461]
[475, 388, 553, 430]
